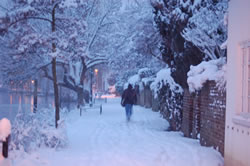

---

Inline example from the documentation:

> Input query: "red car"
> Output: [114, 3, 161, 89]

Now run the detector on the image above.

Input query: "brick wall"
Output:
[200, 82, 226, 155]
[182, 81, 226, 156]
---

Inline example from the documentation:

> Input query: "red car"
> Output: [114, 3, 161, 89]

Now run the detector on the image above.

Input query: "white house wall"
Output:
[225, 0, 250, 166]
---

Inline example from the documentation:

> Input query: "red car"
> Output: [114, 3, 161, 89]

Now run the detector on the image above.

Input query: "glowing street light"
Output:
[94, 69, 98, 74]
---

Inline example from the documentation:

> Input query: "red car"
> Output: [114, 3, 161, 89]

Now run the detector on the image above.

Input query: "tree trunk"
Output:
[77, 87, 84, 107]
[52, 58, 60, 128]
[78, 57, 87, 108]
[52, 2, 60, 128]
[33, 79, 38, 113]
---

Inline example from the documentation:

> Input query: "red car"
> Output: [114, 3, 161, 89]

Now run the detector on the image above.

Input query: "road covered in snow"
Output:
[12, 98, 223, 166]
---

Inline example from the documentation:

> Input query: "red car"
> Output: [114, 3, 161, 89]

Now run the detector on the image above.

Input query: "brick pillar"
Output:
[182, 89, 194, 137]
[144, 86, 152, 108]
[139, 90, 145, 106]
[192, 91, 201, 139]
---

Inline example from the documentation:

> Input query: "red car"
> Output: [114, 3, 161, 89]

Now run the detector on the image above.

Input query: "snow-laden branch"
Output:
[87, 0, 98, 21]
[0, 5, 9, 12]
[87, 10, 110, 52]
[181, 0, 228, 60]
[149, 47, 162, 61]
[86, 57, 108, 69]
[7, 17, 53, 29]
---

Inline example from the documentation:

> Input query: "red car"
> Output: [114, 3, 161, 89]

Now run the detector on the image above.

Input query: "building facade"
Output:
[225, 0, 250, 165]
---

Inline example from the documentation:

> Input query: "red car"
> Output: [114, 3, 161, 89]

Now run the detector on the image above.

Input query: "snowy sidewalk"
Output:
[12, 98, 223, 166]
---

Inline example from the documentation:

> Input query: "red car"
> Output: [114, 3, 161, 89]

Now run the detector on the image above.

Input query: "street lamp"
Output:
[90, 68, 99, 107]
[94, 69, 98, 75]
[94, 69, 99, 93]
[90, 68, 93, 107]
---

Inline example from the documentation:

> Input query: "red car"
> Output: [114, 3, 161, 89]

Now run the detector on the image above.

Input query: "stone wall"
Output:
[136, 85, 155, 109]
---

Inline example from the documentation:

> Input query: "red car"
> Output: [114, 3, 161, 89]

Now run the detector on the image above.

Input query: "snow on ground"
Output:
[10, 98, 223, 166]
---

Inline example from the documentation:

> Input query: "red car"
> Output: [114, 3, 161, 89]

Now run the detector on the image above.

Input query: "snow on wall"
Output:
[142, 77, 155, 86]
[151, 68, 183, 98]
[124, 68, 155, 90]
[138, 68, 154, 78]
[128, 74, 140, 85]
[187, 58, 226, 93]
[124, 74, 140, 90]
[0, 118, 11, 142]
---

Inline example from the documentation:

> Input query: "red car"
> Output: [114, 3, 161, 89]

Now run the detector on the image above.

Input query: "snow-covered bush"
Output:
[125, 68, 156, 91]
[187, 58, 226, 92]
[151, 68, 183, 97]
[10, 108, 68, 153]
[114, 70, 138, 95]
[127, 74, 140, 88]
[138, 68, 155, 79]
[151, 68, 183, 130]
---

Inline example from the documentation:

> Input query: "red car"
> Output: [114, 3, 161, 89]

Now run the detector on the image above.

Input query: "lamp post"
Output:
[90, 68, 93, 107]
[32, 79, 38, 113]
[94, 68, 98, 92]
[90, 68, 99, 107]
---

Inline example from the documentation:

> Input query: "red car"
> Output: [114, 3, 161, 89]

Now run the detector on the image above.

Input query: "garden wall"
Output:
[182, 81, 226, 155]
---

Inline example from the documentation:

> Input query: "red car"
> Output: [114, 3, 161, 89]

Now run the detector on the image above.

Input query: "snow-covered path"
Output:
[12, 98, 223, 166]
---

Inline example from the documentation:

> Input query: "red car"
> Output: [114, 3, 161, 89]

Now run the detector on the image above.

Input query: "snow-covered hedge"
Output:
[10, 108, 68, 153]
[126, 74, 140, 88]
[187, 58, 226, 92]
[150, 68, 183, 130]
[151, 68, 183, 97]
[138, 68, 154, 79]
[125, 68, 155, 91]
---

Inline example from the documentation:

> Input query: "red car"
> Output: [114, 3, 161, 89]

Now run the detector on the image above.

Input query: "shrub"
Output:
[10, 108, 68, 153]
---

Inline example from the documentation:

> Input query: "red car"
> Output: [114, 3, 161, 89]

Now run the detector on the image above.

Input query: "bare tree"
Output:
[0, 0, 88, 128]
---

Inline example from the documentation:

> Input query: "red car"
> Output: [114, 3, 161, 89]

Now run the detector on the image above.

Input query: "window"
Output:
[241, 40, 250, 114]
[233, 40, 250, 127]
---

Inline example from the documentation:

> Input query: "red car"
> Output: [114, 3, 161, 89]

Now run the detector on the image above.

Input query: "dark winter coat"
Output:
[122, 86, 137, 105]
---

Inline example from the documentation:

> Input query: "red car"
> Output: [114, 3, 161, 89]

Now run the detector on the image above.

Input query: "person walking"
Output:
[121, 84, 137, 121]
